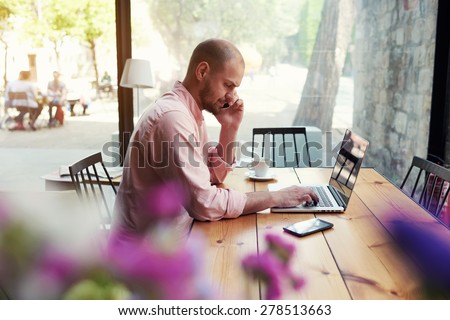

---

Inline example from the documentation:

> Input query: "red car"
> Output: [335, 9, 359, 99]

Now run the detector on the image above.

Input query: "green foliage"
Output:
[0, 0, 30, 36]
[149, 0, 303, 71]
[0, 3, 12, 23]
[296, 0, 324, 66]
[73, 0, 115, 47]
[3, 0, 113, 52]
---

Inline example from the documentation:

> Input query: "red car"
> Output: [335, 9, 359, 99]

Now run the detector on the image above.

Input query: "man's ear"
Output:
[196, 62, 209, 80]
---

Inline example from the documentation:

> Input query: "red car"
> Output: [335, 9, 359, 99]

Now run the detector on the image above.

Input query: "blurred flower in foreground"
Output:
[0, 184, 213, 300]
[106, 231, 212, 299]
[391, 219, 450, 298]
[144, 181, 187, 220]
[242, 233, 305, 299]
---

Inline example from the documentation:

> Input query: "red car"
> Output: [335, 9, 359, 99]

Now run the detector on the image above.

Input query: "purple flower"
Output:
[144, 181, 187, 219]
[242, 252, 282, 299]
[265, 233, 295, 265]
[106, 230, 210, 299]
[36, 246, 80, 283]
[242, 240, 305, 300]
[391, 219, 450, 296]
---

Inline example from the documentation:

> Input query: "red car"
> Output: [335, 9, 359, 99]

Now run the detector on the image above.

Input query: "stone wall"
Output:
[353, 0, 438, 183]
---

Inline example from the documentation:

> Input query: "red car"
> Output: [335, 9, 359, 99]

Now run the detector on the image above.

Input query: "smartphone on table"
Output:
[283, 218, 334, 237]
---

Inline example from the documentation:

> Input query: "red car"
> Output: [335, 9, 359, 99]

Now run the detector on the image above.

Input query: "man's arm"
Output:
[60, 83, 68, 101]
[215, 95, 244, 165]
[242, 186, 319, 215]
[152, 111, 247, 221]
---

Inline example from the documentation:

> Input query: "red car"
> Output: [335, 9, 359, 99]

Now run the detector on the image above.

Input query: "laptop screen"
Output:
[328, 129, 369, 207]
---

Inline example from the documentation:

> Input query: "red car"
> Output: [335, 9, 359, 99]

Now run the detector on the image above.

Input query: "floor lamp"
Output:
[119, 58, 154, 120]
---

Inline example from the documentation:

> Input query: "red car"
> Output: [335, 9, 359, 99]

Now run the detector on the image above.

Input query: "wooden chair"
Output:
[251, 127, 312, 167]
[1, 92, 27, 128]
[5, 91, 42, 129]
[69, 152, 117, 230]
[7, 91, 28, 106]
[400, 156, 450, 218]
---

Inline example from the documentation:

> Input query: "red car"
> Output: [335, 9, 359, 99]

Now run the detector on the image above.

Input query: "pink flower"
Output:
[37, 246, 80, 283]
[242, 233, 305, 299]
[106, 230, 210, 299]
[265, 233, 295, 264]
[144, 181, 187, 219]
[242, 251, 283, 299]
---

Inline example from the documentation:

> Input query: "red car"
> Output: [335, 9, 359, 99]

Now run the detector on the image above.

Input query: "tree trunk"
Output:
[90, 40, 99, 92]
[293, 0, 354, 131]
[53, 41, 61, 71]
[1, 39, 7, 86]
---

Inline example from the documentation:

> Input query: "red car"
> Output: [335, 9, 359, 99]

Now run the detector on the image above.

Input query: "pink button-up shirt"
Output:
[113, 82, 247, 234]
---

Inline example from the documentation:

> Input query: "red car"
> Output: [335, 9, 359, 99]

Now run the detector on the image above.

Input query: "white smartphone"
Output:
[283, 218, 334, 237]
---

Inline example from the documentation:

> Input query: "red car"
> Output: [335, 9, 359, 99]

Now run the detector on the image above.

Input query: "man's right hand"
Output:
[242, 186, 319, 215]
[273, 185, 319, 208]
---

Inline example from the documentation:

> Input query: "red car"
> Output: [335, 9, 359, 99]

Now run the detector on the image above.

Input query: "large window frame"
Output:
[428, 0, 450, 163]
[115, 0, 450, 166]
[115, 0, 133, 165]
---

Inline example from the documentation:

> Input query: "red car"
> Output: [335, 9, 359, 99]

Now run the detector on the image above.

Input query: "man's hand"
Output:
[273, 185, 319, 208]
[242, 186, 319, 214]
[215, 93, 244, 165]
[215, 94, 244, 130]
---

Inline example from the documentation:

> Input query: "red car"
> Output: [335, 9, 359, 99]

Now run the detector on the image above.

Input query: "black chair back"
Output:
[69, 152, 117, 230]
[400, 156, 450, 218]
[251, 127, 312, 167]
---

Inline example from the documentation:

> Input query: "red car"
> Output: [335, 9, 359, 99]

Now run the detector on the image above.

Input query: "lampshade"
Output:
[120, 58, 154, 88]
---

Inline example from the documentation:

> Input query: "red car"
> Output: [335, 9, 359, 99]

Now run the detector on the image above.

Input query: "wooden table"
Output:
[186, 167, 450, 300]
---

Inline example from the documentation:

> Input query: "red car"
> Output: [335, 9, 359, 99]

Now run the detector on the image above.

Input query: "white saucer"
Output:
[245, 171, 276, 181]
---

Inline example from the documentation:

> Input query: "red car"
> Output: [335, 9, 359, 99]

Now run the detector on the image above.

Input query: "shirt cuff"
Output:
[224, 188, 247, 218]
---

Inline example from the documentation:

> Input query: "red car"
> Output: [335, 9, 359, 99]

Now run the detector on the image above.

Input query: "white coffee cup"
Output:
[252, 159, 270, 177]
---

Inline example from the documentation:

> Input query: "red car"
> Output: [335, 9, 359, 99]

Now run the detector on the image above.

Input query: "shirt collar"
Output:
[172, 81, 204, 122]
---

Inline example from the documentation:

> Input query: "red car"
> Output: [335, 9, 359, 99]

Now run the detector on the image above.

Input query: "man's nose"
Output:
[225, 91, 235, 102]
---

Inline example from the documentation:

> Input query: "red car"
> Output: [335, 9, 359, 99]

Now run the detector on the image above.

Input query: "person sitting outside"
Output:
[47, 71, 67, 127]
[99, 71, 113, 97]
[4, 70, 41, 131]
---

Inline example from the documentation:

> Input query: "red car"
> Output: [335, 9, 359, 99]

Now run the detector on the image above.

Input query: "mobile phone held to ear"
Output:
[283, 218, 334, 237]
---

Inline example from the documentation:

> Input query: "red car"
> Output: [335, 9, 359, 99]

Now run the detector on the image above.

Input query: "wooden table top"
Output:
[186, 167, 450, 300]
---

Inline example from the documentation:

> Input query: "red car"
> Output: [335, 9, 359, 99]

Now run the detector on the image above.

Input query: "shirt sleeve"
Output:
[207, 146, 235, 184]
[150, 111, 247, 221]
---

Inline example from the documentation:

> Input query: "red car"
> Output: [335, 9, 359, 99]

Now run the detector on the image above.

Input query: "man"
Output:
[4, 70, 41, 131]
[113, 39, 318, 236]
[99, 71, 113, 95]
[47, 71, 67, 126]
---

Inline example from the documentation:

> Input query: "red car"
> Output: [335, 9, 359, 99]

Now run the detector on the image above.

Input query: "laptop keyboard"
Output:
[311, 186, 333, 207]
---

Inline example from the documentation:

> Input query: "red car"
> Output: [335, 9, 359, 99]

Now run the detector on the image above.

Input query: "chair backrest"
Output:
[7, 91, 28, 108]
[69, 152, 117, 230]
[251, 127, 312, 167]
[400, 156, 450, 217]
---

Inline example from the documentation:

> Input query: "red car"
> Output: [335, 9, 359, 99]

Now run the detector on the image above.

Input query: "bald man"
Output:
[113, 39, 317, 235]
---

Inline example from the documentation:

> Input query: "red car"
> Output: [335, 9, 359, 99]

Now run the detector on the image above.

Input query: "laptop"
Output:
[268, 129, 369, 213]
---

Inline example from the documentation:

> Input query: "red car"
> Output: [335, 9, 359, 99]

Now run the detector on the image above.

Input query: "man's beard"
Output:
[199, 79, 220, 115]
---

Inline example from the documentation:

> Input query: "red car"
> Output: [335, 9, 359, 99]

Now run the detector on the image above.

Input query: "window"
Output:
[130, 0, 439, 183]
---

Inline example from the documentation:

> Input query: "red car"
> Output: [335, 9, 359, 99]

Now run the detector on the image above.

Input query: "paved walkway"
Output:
[0, 99, 119, 191]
